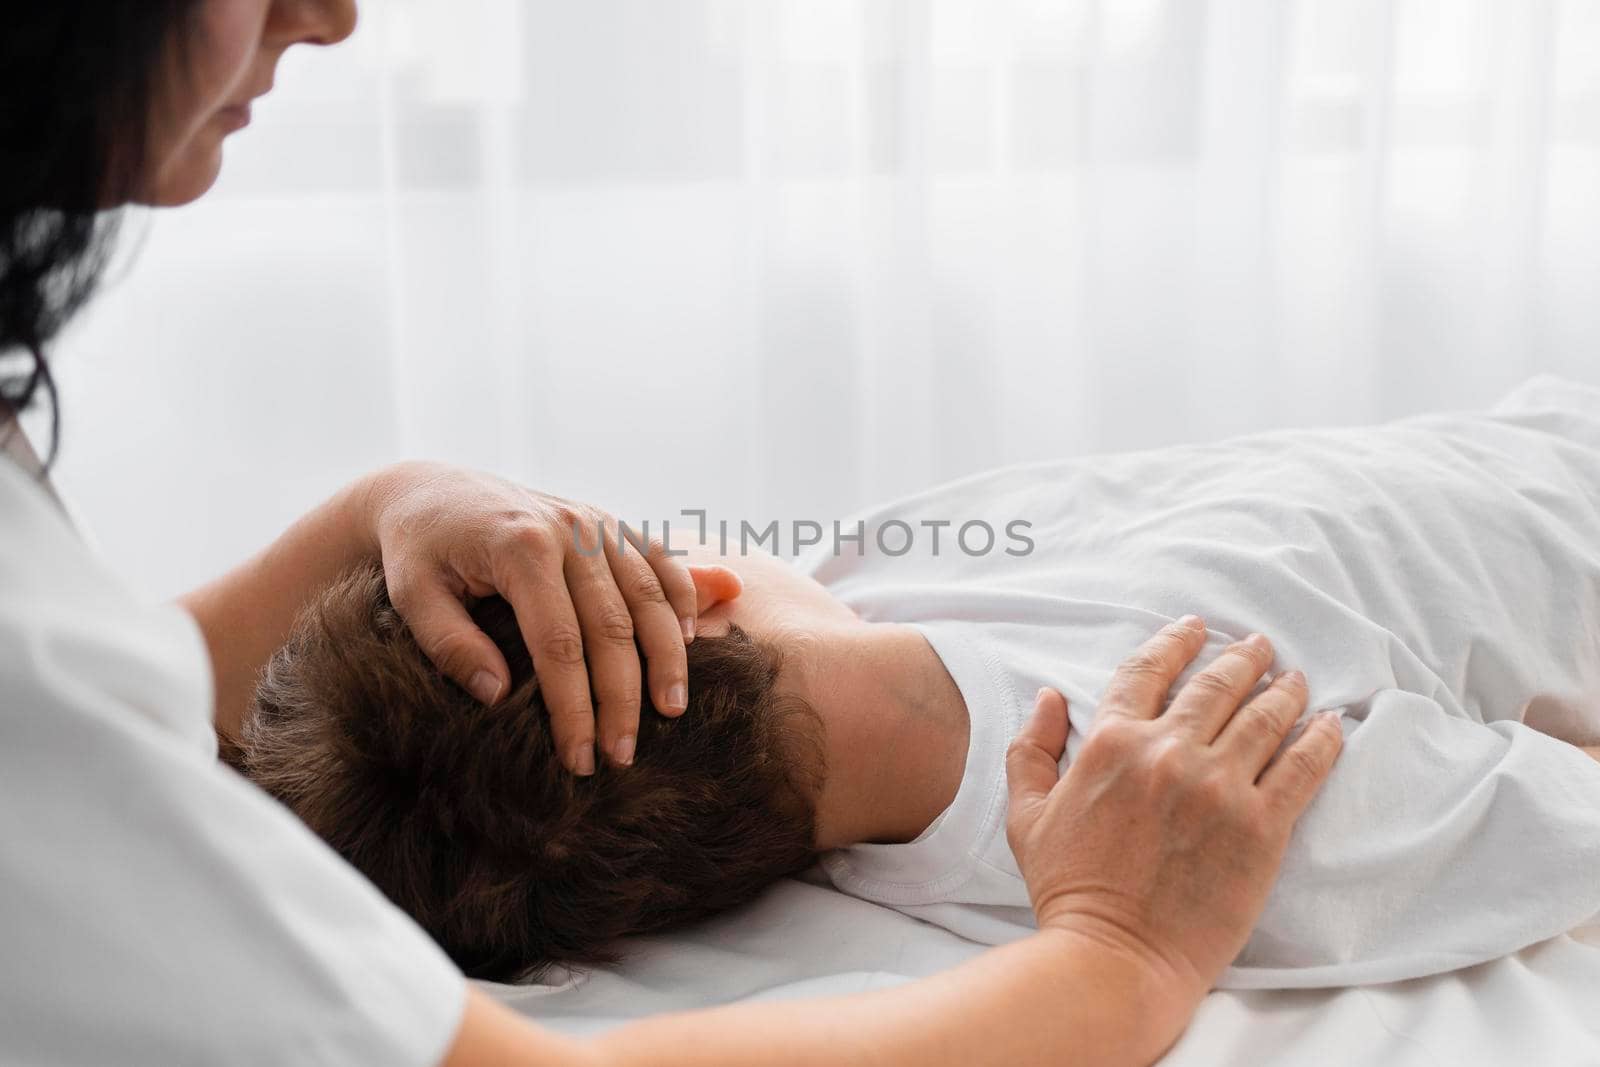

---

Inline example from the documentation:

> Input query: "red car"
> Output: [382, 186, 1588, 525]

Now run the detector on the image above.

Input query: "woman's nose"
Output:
[269, 0, 359, 49]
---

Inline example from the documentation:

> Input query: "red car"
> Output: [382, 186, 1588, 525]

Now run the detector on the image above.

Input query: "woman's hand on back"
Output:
[360, 461, 697, 774]
[1004, 617, 1343, 1007]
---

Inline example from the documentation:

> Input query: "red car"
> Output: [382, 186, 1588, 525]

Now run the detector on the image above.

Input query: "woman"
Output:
[0, 3, 1343, 1065]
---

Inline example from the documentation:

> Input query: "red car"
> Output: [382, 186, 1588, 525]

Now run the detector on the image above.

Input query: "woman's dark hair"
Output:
[0, 1, 202, 462]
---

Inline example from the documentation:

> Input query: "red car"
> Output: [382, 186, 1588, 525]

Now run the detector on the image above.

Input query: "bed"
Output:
[489, 376, 1600, 1061]
[489, 869, 1600, 1065]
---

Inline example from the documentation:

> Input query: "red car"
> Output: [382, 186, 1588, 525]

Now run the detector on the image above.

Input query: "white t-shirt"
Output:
[811, 375, 1600, 989]
[0, 454, 465, 1064]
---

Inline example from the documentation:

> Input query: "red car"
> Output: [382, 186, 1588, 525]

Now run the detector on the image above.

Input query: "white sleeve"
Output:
[0, 467, 466, 1066]
[0, 614, 467, 1066]
[1222, 688, 1600, 990]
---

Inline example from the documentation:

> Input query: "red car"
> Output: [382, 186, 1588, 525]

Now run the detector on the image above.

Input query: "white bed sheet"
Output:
[492, 873, 1600, 1066]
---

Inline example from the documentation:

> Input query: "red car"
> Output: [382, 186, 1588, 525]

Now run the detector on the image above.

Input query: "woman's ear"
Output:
[688, 564, 743, 616]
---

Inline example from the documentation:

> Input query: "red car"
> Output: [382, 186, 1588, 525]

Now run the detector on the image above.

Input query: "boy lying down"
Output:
[229, 375, 1600, 991]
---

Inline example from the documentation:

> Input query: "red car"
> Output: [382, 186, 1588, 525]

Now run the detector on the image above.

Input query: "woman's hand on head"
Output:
[359, 461, 697, 774]
[1004, 618, 1343, 1004]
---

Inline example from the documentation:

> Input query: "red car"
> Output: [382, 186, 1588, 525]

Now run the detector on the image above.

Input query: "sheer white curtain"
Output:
[49, 0, 1600, 598]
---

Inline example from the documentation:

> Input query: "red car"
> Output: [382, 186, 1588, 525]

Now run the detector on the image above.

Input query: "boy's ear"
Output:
[688, 564, 743, 615]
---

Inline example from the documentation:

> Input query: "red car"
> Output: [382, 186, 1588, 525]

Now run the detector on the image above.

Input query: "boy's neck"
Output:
[792, 622, 970, 851]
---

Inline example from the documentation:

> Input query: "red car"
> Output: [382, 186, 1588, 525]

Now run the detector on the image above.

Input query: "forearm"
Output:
[605, 928, 1190, 1067]
[179, 477, 378, 744]
[450, 928, 1198, 1067]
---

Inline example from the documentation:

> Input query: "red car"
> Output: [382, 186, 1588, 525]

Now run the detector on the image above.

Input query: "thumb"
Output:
[394, 578, 511, 706]
[1005, 687, 1070, 835]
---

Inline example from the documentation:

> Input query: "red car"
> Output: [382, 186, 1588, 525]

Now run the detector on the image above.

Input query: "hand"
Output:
[1004, 617, 1342, 1002]
[359, 461, 697, 774]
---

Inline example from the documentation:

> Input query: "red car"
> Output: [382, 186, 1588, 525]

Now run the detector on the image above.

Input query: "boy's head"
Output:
[232, 563, 824, 983]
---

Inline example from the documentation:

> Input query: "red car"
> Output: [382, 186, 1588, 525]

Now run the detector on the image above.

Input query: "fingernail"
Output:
[665, 683, 688, 712]
[1035, 687, 1049, 705]
[1244, 632, 1269, 650]
[1177, 614, 1204, 629]
[468, 671, 503, 705]
[1317, 711, 1343, 730]
[571, 745, 596, 777]
[612, 734, 636, 766]
[681, 616, 696, 642]
[1281, 669, 1306, 686]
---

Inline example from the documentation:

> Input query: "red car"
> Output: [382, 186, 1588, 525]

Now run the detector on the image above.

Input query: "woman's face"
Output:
[144, 0, 359, 206]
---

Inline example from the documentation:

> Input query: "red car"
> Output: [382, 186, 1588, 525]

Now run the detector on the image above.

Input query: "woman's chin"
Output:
[141, 145, 227, 208]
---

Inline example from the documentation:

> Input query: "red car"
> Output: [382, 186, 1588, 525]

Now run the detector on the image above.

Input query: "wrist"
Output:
[1033, 918, 1207, 1053]
[346, 461, 434, 560]
[345, 468, 392, 559]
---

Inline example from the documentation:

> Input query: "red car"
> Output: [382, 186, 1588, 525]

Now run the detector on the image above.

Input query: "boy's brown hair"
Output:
[230, 563, 823, 982]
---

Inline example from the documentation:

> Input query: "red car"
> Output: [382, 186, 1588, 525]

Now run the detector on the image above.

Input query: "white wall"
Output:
[48, 0, 1600, 598]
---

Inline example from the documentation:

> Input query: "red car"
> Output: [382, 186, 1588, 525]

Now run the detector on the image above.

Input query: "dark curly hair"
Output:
[229, 564, 826, 983]
[0, 1, 201, 462]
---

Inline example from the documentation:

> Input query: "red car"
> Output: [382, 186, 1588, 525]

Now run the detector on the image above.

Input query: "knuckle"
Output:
[549, 501, 584, 529]
[1144, 735, 1192, 785]
[593, 610, 636, 644]
[592, 683, 640, 712]
[1230, 806, 1276, 850]
[649, 556, 693, 597]
[1192, 768, 1234, 811]
[383, 571, 422, 614]
[1005, 734, 1046, 774]
[1287, 744, 1323, 782]
[1105, 668, 1167, 708]
[1123, 649, 1169, 677]
[1187, 670, 1236, 700]
[1232, 638, 1269, 665]
[547, 692, 592, 725]
[1082, 717, 1138, 760]
[555, 722, 596, 749]
[1239, 703, 1288, 745]
[593, 511, 623, 541]
[416, 626, 470, 665]
[625, 569, 667, 605]
[538, 628, 586, 666]
[505, 520, 558, 557]
[1265, 684, 1308, 724]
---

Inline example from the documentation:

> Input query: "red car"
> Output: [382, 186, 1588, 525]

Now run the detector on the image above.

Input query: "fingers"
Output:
[1258, 712, 1344, 816]
[389, 571, 512, 707]
[1212, 670, 1308, 775]
[1005, 688, 1070, 845]
[1166, 632, 1275, 742]
[604, 528, 690, 731]
[1098, 615, 1209, 721]
[371, 470, 695, 779]
[497, 545, 598, 777]
[564, 522, 645, 771]
[621, 524, 698, 644]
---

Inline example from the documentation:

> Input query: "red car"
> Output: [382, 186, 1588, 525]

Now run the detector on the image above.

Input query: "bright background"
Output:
[45, 0, 1600, 599]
